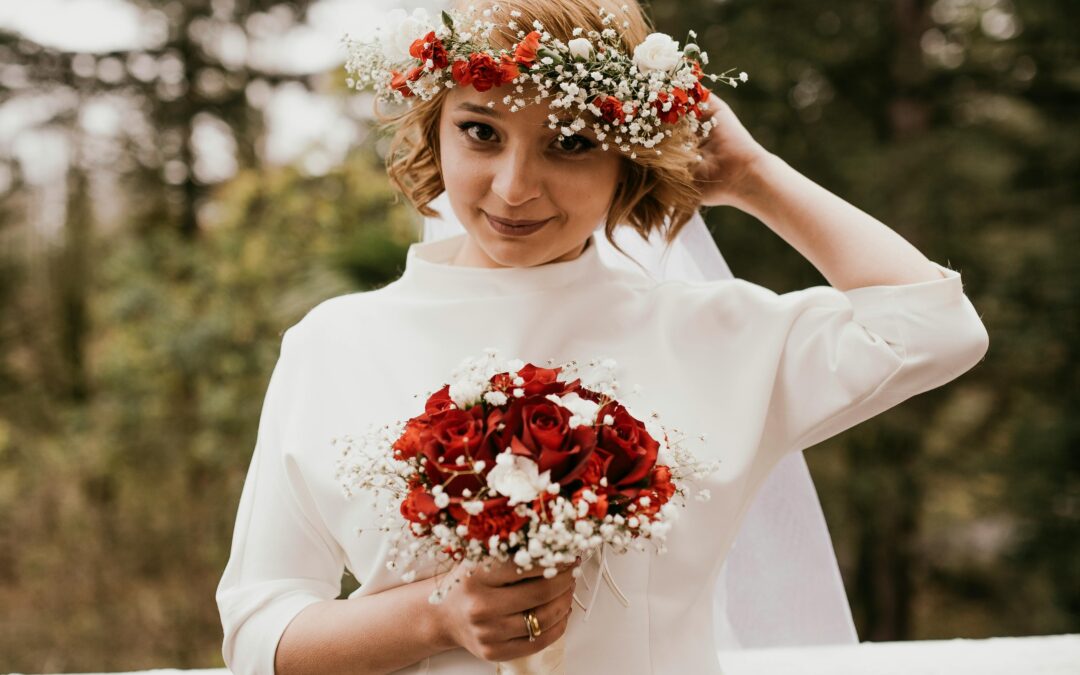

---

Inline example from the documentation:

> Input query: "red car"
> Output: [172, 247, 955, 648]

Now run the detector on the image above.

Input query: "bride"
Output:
[216, 1, 989, 673]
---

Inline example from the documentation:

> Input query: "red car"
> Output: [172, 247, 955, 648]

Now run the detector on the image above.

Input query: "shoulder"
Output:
[282, 282, 404, 351]
[642, 275, 847, 324]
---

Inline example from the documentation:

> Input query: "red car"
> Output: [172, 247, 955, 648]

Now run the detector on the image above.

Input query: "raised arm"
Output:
[688, 95, 988, 463]
[692, 96, 944, 290]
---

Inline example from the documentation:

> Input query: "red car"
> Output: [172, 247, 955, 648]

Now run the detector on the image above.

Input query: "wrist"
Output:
[725, 150, 786, 217]
[423, 575, 459, 652]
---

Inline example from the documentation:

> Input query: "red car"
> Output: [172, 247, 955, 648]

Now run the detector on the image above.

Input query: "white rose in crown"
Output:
[567, 37, 593, 60]
[632, 32, 683, 73]
[376, 7, 434, 62]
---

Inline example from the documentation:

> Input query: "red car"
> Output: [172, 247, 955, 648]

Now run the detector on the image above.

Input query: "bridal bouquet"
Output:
[335, 348, 719, 673]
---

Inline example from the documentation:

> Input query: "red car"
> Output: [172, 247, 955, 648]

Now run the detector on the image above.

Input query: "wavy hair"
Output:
[373, 0, 705, 262]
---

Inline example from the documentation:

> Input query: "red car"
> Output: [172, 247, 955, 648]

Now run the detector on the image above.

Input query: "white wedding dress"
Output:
[421, 192, 859, 650]
[216, 189, 988, 673]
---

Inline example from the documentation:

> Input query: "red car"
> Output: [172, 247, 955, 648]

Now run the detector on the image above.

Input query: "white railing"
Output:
[718, 633, 1080, 674]
[11, 634, 1080, 675]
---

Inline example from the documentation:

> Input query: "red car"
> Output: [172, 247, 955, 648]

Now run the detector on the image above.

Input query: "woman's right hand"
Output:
[433, 556, 580, 663]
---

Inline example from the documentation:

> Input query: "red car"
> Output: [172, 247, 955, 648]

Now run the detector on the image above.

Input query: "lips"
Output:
[484, 211, 552, 237]
[483, 211, 552, 227]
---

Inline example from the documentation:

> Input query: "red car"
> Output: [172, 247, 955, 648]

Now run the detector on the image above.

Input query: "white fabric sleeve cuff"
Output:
[216, 325, 346, 674]
[218, 581, 335, 675]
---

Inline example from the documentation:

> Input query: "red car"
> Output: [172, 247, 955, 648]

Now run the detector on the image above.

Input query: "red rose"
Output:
[572, 486, 609, 519]
[448, 495, 529, 541]
[451, 58, 470, 85]
[497, 53, 521, 86]
[409, 30, 449, 70]
[653, 87, 689, 124]
[594, 401, 660, 498]
[690, 62, 711, 107]
[389, 69, 416, 97]
[452, 52, 518, 92]
[491, 364, 576, 397]
[632, 464, 675, 518]
[421, 405, 492, 497]
[489, 395, 598, 485]
[424, 384, 457, 414]
[650, 464, 676, 502]
[513, 30, 542, 68]
[577, 450, 610, 489]
[465, 53, 498, 90]
[400, 485, 440, 525]
[595, 95, 630, 125]
[686, 62, 711, 118]
[392, 416, 428, 461]
[518, 364, 563, 395]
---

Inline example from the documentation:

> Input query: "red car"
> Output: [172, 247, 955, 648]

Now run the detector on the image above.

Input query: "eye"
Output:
[554, 133, 596, 155]
[451, 119, 596, 155]
[455, 120, 497, 143]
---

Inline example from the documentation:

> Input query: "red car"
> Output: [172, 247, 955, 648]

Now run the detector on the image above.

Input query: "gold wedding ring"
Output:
[523, 609, 542, 642]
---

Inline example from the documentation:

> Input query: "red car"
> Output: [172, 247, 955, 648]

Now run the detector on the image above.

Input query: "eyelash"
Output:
[454, 120, 597, 155]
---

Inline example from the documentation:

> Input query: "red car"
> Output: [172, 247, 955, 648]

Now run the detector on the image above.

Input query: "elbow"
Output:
[217, 593, 265, 675]
[945, 307, 990, 377]
[220, 617, 249, 675]
[970, 315, 990, 365]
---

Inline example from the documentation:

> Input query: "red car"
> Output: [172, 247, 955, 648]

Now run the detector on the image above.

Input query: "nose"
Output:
[490, 143, 542, 207]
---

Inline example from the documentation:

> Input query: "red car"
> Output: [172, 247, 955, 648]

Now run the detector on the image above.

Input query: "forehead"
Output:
[444, 82, 596, 129]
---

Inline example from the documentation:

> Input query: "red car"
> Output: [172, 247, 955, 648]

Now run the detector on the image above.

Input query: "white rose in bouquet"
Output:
[486, 451, 552, 506]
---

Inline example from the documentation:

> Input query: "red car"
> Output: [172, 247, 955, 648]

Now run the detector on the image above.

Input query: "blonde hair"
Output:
[375, 0, 704, 262]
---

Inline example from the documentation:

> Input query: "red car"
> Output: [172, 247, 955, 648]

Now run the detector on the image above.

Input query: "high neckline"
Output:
[395, 231, 612, 298]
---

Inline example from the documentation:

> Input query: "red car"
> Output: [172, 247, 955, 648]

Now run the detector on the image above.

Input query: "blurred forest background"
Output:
[0, 0, 1076, 671]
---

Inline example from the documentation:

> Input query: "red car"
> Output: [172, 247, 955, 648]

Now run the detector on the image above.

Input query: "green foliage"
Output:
[0, 146, 416, 670]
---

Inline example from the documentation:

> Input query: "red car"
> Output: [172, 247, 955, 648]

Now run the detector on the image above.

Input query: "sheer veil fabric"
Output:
[420, 191, 859, 649]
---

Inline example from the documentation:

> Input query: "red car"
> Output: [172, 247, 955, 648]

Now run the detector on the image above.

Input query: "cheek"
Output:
[439, 136, 485, 196]
[551, 160, 621, 211]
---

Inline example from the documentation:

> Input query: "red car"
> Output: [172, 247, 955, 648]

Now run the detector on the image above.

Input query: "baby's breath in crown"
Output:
[343, 4, 748, 158]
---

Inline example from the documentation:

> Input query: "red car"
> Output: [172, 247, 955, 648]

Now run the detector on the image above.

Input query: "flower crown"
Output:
[343, 4, 749, 158]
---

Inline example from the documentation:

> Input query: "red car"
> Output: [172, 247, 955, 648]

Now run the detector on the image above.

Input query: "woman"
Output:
[216, 1, 989, 673]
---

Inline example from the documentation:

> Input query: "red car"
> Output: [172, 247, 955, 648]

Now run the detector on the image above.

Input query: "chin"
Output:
[480, 238, 545, 268]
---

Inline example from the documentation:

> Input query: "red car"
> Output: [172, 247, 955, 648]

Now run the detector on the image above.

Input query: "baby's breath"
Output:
[335, 348, 721, 606]
[343, 5, 747, 157]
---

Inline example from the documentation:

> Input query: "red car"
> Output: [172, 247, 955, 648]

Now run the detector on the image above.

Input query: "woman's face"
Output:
[437, 83, 625, 268]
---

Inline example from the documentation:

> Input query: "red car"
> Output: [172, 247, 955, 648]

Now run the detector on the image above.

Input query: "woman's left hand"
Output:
[690, 95, 772, 208]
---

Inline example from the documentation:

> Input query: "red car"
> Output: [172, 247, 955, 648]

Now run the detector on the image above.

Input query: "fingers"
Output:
[472, 556, 580, 587]
[501, 583, 575, 643]
[500, 566, 577, 615]
[458, 561, 579, 664]
[478, 600, 572, 664]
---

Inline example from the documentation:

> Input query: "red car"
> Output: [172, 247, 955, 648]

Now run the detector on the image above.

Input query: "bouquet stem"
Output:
[496, 632, 566, 674]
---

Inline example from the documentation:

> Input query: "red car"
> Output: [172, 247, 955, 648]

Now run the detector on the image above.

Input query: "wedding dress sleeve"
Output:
[760, 262, 989, 458]
[215, 326, 345, 675]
